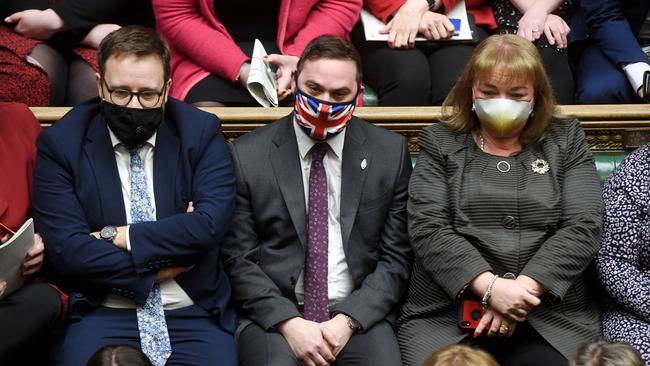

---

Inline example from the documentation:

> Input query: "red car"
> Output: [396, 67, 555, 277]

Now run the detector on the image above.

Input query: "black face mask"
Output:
[101, 101, 164, 149]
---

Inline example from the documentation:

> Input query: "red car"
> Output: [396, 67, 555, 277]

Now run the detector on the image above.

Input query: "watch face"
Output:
[100, 226, 117, 240]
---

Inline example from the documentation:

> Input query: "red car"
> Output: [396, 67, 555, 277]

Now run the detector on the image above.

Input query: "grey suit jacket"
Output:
[221, 115, 412, 331]
[397, 119, 603, 366]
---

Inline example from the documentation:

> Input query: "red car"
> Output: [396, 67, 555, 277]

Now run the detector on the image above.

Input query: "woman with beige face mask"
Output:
[397, 34, 603, 366]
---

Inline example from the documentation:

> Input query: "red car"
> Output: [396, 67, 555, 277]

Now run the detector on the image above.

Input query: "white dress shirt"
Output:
[292, 122, 354, 305]
[102, 128, 193, 310]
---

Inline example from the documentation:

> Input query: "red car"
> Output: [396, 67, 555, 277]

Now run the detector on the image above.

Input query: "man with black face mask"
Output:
[33, 26, 238, 366]
[221, 35, 412, 366]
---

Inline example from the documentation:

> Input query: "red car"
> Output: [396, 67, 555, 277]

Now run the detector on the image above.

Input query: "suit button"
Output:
[502, 216, 516, 229]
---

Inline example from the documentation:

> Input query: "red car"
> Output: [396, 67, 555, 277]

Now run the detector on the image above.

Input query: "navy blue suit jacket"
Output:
[571, 0, 650, 65]
[33, 98, 237, 332]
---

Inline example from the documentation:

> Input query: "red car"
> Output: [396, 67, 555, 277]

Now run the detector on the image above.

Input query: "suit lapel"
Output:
[84, 114, 127, 225]
[153, 119, 179, 219]
[270, 117, 308, 249]
[340, 118, 371, 251]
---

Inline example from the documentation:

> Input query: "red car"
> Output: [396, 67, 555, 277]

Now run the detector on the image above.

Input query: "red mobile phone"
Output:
[458, 299, 485, 330]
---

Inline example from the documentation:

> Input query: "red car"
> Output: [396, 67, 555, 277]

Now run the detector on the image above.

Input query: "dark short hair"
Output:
[86, 344, 152, 366]
[97, 26, 171, 82]
[296, 35, 362, 84]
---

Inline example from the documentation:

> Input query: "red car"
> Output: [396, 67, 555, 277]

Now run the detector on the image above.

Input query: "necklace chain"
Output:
[479, 133, 486, 151]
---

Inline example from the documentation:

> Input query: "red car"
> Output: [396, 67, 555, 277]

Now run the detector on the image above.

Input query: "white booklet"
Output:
[0, 218, 34, 299]
[246, 39, 279, 107]
[360, 0, 472, 42]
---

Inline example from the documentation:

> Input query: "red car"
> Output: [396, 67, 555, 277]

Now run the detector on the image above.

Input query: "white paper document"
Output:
[360, 0, 472, 42]
[0, 218, 34, 299]
[246, 39, 279, 107]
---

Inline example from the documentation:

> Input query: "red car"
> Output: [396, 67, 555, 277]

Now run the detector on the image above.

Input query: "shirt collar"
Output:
[293, 121, 345, 160]
[108, 127, 157, 150]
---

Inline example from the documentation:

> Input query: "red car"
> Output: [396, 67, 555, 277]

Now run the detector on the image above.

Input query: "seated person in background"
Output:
[398, 34, 602, 366]
[1, 0, 155, 106]
[491, 0, 575, 104]
[33, 26, 237, 366]
[569, 0, 650, 103]
[152, 0, 362, 106]
[596, 143, 650, 365]
[221, 35, 412, 366]
[354, 0, 497, 105]
[87, 344, 152, 366]
[422, 344, 500, 366]
[570, 341, 645, 366]
[0, 102, 63, 365]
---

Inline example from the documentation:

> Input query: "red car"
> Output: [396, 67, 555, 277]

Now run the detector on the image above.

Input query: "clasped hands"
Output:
[277, 314, 354, 366]
[470, 273, 543, 338]
[379, 0, 455, 49]
[516, 3, 570, 48]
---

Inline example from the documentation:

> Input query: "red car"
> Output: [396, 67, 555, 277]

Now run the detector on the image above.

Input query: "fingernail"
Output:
[473, 332, 480, 338]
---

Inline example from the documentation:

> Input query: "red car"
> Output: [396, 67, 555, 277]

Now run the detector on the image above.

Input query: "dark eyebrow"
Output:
[305, 80, 323, 89]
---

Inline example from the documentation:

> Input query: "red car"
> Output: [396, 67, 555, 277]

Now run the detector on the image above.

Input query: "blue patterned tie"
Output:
[130, 146, 171, 366]
[304, 143, 330, 322]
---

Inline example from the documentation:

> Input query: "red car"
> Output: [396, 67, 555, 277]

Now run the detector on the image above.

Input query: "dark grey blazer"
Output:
[397, 118, 603, 366]
[221, 115, 412, 331]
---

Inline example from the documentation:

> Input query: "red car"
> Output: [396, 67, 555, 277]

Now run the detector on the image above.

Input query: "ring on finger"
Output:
[499, 325, 509, 334]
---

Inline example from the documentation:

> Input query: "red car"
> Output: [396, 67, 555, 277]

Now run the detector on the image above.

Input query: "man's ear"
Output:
[164, 79, 172, 103]
[95, 72, 103, 99]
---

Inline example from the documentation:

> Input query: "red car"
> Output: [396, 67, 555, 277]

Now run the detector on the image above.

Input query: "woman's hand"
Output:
[543, 14, 570, 48]
[474, 308, 517, 338]
[81, 24, 121, 49]
[22, 233, 45, 276]
[4, 9, 66, 40]
[264, 54, 298, 101]
[418, 12, 455, 40]
[379, 0, 429, 48]
[488, 278, 541, 321]
[516, 5, 548, 42]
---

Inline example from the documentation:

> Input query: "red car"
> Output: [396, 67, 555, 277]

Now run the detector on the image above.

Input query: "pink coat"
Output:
[153, 0, 363, 100]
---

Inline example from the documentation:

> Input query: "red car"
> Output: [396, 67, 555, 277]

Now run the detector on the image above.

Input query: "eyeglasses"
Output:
[102, 79, 165, 108]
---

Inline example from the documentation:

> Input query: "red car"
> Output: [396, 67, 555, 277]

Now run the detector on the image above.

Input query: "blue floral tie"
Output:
[130, 146, 171, 366]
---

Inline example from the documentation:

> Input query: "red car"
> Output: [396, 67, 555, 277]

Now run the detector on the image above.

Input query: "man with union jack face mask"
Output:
[221, 35, 413, 366]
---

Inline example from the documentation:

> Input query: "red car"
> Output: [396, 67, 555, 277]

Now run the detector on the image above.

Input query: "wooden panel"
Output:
[31, 105, 650, 152]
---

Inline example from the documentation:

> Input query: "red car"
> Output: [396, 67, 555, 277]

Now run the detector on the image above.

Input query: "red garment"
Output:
[0, 102, 41, 232]
[153, 0, 363, 100]
[365, 0, 496, 30]
[0, 102, 68, 313]
[0, 26, 99, 106]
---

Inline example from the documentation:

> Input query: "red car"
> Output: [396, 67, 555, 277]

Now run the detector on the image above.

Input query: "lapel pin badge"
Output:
[361, 158, 367, 170]
[531, 158, 549, 174]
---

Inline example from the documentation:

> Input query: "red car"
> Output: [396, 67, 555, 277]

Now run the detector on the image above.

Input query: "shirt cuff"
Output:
[126, 225, 132, 252]
[623, 62, 650, 93]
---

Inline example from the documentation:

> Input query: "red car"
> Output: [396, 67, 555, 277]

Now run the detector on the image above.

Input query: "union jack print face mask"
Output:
[293, 88, 356, 141]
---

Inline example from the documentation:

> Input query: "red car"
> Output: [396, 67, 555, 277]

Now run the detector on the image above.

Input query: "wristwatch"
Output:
[99, 225, 118, 243]
[345, 315, 362, 332]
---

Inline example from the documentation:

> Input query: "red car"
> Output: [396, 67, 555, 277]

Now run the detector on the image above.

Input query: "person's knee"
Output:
[23, 283, 63, 327]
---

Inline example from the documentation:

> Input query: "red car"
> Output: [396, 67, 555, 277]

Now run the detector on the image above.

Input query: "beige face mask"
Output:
[473, 98, 532, 137]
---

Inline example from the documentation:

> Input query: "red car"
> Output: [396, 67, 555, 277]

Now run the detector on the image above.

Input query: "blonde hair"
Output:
[422, 344, 500, 366]
[570, 341, 644, 366]
[441, 34, 559, 145]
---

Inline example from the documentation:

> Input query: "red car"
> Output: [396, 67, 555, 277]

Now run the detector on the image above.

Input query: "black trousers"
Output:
[238, 320, 403, 366]
[461, 322, 567, 366]
[0, 282, 62, 365]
